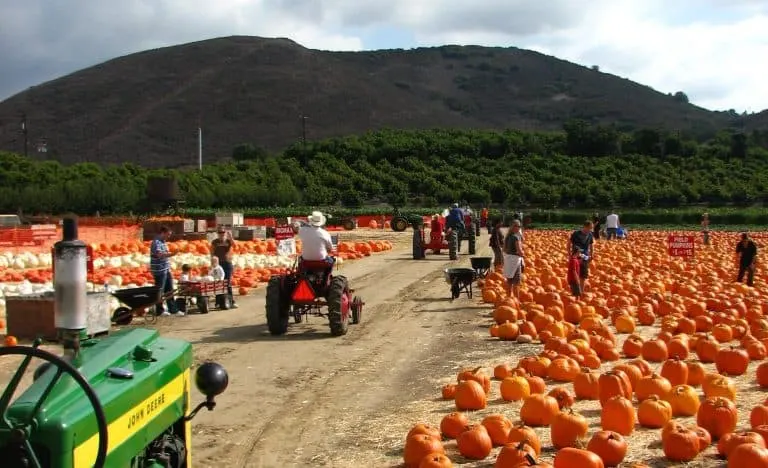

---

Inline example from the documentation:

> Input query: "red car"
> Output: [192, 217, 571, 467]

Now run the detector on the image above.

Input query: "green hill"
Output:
[0, 36, 755, 167]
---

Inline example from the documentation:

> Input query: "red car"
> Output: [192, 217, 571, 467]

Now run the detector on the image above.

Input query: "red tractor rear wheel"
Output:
[327, 276, 350, 336]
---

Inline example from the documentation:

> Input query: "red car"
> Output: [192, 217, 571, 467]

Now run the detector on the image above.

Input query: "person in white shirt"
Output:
[298, 211, 335, 263]
[210, 257, 226, 281]
[605, 212, 620, 240]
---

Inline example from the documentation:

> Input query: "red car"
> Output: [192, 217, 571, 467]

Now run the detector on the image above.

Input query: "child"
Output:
[210, 256, 225, 281]
[567, 247, 583, 298]
[179, 264, 192, 282]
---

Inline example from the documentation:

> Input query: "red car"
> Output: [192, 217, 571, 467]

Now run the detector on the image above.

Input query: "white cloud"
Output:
[0, 0, 766, 112]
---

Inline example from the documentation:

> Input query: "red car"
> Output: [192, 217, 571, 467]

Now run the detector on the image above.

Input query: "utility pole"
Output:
[21, 113, 28, 158]
[300, 114, 308, 150]
[197, 116, 203, 171]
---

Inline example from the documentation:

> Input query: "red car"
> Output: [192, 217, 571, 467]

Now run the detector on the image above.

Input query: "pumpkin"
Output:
[481, 414, 513, 446]
[637, 394, 672, 428]
[456, 424, 492, 460]
[440, 412, 469, 439]
[702, 373, 737, 401]
[418, 453, 453, 468]
[457, 367, 491, 394]
[441, 384, 457, 400]
[547, 387, 576, 409]
[500, 376, 531, 401]
[573, 368, 600, 400]
[3, 335, 18, 347]
[238, 286, 249, 295]
[600, 395, 636, 435]
[641, 338, 668, 362]
[587, 430, 627, 467]
[662, 426, 700, 462]
[715, 346, 751, 376]
[495, 441, 538, 468]
[404, 434, 445, 467]
[547, 356, 581, 382]
[454, 380, 487, 411]
[728, 443, 768, 466]
[696, 335, 720, 363]
[622, 334, 644, 357]
[407, 424, 441, 441]
[697, 396, 738, 439]
[553, 447, 605, 468]
[691, 425, 712, 452]
[507, 423, 542, 455]
[598, 370, 633, 405]
[757, 362, 768, 388]
[550, 408, 589, 449]
[687, 361, 707, 386]
[494, 363, 514, 380]
[520, 394, 560, 426]
[664, 384, 701, 417]
[717, 431, 766, 458]
[751, 405, 768, 428]
[634, 373, 672, 401]
[660, 357, 689, 386]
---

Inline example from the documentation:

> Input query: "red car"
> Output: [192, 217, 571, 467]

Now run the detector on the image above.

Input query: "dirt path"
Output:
[145, 233, 494, 467]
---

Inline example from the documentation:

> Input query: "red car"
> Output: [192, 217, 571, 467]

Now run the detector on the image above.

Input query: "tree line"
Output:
[1, 122, 767, 215]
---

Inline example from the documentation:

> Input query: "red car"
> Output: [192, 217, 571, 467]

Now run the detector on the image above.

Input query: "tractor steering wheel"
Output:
[0, 345, 108, 468]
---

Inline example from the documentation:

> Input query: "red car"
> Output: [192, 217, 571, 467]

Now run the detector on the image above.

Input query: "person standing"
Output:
[736, 232, 758, 286]
[592, 213, 602, 240]
[489, 218, 504, 268]
[701, 213, 710, 246]
[568, 221, 595, 293]
[211, 227, 238, 308]
[480, 206, 489, 230]
[503, 220, 524, 299]
[605, 212, 619, 240]
[150, 226, 183, 317]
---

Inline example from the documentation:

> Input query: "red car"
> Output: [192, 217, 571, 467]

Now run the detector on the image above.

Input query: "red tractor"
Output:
[265, 257, 363, 336]
[413, 217, 465, 260]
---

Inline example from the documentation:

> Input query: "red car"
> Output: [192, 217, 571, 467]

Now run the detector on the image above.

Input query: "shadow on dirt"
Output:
[194, 324, 337, 343]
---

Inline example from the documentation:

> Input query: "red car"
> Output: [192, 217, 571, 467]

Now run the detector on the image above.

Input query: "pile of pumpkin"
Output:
[0, 238, 394, 288]
[402, 230, 768, 467]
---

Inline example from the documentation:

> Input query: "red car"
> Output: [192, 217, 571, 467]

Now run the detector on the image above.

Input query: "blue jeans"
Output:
[220, 260, 235, 302]
[152, 270, 177, 315]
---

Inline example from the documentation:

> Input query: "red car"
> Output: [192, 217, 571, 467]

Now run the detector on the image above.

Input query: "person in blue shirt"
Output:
[445, 203, 465, 231]
[150, 226, 183, 316]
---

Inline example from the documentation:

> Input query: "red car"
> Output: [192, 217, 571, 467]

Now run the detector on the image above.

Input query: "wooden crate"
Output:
[6, 293, 112, 341]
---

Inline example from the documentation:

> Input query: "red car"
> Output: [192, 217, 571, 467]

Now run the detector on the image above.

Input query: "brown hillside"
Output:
[0, 35, 742, 167]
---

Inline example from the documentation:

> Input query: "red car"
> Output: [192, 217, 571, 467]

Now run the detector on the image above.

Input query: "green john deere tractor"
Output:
[390, 208, 423, 232]
[0, 217, 229, 468]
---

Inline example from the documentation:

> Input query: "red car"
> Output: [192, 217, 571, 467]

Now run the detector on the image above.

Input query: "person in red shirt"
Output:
[567, 246, 583, 297]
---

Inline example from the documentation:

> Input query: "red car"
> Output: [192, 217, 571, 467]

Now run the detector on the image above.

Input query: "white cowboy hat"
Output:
[307, 211, 326, 227]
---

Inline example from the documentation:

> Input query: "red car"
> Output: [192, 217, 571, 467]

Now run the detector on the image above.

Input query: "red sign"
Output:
[275, 226, 295, 241]
[668, 235, 695, 257]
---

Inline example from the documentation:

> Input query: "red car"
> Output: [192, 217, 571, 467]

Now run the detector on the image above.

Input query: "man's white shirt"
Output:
[606, 214, 619, 229]
[298, 225, 333, 260]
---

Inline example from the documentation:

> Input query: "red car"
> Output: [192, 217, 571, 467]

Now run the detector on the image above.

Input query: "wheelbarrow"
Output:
[110, 286, 170, 325]
[470, 257, 492, 278]
[444, 268, 477, 300]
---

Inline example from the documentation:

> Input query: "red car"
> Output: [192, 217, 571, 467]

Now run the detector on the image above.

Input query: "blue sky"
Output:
[1, 0, 767, 113]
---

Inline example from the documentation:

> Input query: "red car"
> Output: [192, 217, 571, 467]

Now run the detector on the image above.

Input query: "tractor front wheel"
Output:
[327, 276, 350, 336]
[266, 277, 289, 335]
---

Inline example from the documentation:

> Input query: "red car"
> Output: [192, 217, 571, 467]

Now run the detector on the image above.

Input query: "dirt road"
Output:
[149, 232, 493, 467]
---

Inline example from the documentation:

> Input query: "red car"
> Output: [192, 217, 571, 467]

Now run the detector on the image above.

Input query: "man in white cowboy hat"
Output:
[298, 211, 334, 263]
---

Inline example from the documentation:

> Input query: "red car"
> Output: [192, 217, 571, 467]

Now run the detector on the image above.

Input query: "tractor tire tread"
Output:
[327, 275, 350, 336]
[266, 277, 289, 335]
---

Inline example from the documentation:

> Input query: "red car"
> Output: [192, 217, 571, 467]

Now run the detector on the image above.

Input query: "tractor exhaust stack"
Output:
[53, 216, 88, 360]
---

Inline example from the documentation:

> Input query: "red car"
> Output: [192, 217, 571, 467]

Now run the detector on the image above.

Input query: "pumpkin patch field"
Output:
[397, 230, 768, 467]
